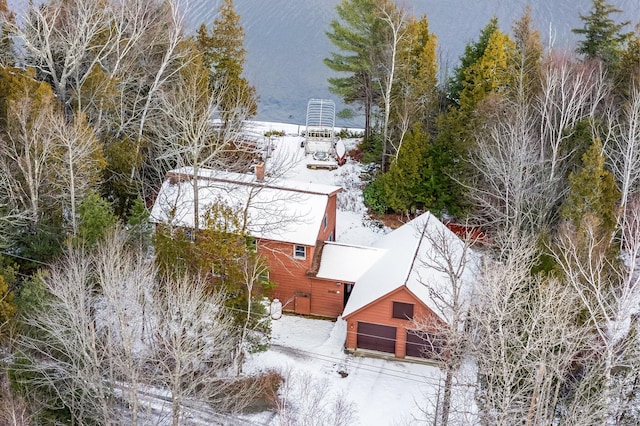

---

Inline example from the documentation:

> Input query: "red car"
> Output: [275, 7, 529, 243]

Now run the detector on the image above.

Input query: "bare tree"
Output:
[0, 89, 57, 227]
[155, 57, 250, 233]
[467, 93, 552, 233]
[552, 210, 640, 424]
[536, 53, 608, 181]
[276, 369, 357, 426]
[50, 111, 104, 235]
[13, 227, 257, 424]
[16, 0, 113, 112]
[376, 1, 408, 170]
[149, 274, 246, 425]
[411, 219, 478, 426]
[471, 232, 587, 426]
[15, 245, 119, 424]
[605, 84, 640, 212]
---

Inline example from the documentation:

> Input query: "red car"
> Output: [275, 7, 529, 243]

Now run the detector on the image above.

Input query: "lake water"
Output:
[7, 0, 640, 126]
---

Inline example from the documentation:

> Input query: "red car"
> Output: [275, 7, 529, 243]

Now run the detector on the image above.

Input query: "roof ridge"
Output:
[403, 215, 430, 287]
[168, 167, 342, 197]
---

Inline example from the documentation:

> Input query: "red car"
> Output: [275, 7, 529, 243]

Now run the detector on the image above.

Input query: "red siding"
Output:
[309, 278, 350, 318]
[255, 193, 341, 318]
[344, 286, 443, 359]
[316, 194, 338, 242]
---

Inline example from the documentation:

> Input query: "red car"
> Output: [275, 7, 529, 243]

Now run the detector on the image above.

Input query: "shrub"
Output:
[363, 179, 388, 214]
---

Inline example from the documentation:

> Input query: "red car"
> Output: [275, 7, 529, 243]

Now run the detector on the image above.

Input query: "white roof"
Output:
[315, 243, 386, 283]
[342, 212, 479, 322]
[150, 167, 342, 246]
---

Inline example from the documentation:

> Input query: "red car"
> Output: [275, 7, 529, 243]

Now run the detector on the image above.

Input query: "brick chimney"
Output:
[255, 161, 265, 182]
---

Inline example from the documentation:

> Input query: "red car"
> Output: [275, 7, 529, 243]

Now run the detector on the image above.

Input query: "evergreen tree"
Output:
[448, 17, 499, 104]
[74, 191, 118, 248]
[377, 123, 431, 214]
[617, 29, 640, 93]
[153, 202, 272, 353]
[196, 0, 257, 125]
[572, 0, 631, 71]
[325, 0, 384, 139]
[391, 14, 438, 138]
[458, 29, 517, 113]
[560, 138, 620, 234]
[126, 196, 152, 251]
[512, 6, 543, 98]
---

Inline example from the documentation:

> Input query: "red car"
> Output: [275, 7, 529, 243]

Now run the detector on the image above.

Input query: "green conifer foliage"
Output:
[459, 30, 517, 113]
[561, 138, 620, 233]
[572, 0, 631, 71]
[325, 0, 383, 139]
[196, 0, 257, 124]
[378, 124, 431, 214]
[74, 191, 118, 248]
[448, 17, 499, 104]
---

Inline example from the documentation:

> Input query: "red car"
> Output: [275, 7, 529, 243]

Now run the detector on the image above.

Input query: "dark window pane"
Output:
[392, 302, 414, 320]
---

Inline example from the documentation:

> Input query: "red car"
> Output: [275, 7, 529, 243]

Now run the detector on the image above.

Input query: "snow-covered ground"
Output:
[238, 122, 472, 425]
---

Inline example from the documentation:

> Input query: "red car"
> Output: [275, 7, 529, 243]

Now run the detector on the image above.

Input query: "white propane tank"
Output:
[270, 298, 282, 320]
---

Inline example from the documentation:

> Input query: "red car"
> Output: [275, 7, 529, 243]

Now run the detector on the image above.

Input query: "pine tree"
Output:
[572, 0, 631, 71]
[459, 29, 517, 113]
[74, 191, 118, 248]
[325, 0, 384, 139]
[196, 0, 257, 125]
[392, 14, 438, 135]
[512, 6, 543, 98]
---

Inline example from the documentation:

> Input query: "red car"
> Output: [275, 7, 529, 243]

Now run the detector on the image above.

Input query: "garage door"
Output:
[406, 330, 445, 359]
[357, 322, 396, 354]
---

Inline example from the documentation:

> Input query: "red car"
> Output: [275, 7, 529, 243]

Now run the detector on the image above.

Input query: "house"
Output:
[150, 165, 344, 317]
[341, 213, 478, 360]
[151, 166, 478, 360]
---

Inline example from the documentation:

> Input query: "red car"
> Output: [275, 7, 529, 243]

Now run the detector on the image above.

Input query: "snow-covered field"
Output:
[237, 122, 473, 425]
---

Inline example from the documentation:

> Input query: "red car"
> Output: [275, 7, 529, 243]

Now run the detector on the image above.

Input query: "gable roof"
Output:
[150, 167, 342, 246]
[342, 212, 479, 321]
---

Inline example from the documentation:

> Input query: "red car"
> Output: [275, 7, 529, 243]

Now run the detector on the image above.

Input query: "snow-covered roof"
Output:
[342, 212, 479, 322]
[315, 242, 386, 283]
[150, 167, 342, 246]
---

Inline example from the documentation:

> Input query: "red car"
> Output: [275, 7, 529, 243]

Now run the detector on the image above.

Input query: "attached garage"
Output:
[406, 331, 445, 359]
[357, 322, 396, 354]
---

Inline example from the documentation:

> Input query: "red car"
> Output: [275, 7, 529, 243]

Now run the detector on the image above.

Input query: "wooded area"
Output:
[323, 0, 640, 424]
[0, 0, 640, 423]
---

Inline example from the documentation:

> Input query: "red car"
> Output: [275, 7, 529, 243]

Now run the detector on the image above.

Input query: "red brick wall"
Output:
[344, 286, 442, 358]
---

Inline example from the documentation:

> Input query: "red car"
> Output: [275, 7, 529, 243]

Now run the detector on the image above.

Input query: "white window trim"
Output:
[294, 245, 306, 259]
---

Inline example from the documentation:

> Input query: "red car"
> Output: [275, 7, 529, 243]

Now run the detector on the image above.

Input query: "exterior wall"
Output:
[255, 193, 341, 317]
[257, 239, 314, 315]
[309, 278, 352, 318]
[316, 194, 337, 242]
[344, 286, 442, 359]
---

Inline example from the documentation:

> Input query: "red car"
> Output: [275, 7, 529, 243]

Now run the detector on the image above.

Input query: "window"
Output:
[392, 302, 414, 320]
[328, 232, 334, 242]
[294, 245, 306, 259]
[323, 214, 328, 230]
